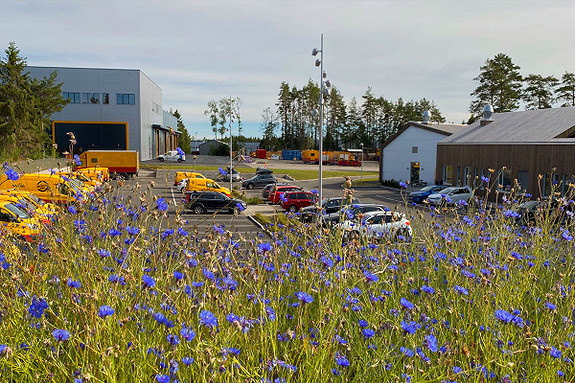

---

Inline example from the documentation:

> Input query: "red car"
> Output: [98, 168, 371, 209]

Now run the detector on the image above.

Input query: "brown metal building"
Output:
[436, 107, 575, 197]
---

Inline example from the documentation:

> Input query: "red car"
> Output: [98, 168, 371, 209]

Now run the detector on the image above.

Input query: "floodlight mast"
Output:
[312, 33, 326, 208]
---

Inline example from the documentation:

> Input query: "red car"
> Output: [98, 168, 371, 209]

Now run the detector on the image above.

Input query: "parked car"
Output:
[262, 182, 290, 199]
[408, 185, 446, 203]
[158, 150, 185, 162]
[513, 198, 574, 226]
[221, 167, 242, 182]
[322, 203, 388, 226]
[242, 173, 277, 189]
[269, 185, 304, 204]
[281, 191, 318, 213]
[174, 172, 206, 186]
[427, 186, 473, 206]
[338, 210, 412, 241]
[300, 196, 361, 222]
[184, 191, 247, 215]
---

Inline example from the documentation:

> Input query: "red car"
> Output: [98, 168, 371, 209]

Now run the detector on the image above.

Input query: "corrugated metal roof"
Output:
[440, 107, 575, 144]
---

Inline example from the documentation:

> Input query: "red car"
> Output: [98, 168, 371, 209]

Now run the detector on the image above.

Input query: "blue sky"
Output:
[3, 0, 575, 139]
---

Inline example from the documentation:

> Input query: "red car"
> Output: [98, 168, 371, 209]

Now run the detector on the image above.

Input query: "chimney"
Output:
[480, 104, 494, 126]
[422, 110, 431, 124]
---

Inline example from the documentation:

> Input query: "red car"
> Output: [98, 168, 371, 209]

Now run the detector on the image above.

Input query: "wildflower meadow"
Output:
[0, 176, 574, 382]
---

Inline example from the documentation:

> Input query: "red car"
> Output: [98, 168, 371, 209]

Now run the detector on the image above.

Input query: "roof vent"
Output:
[480, 104, 494, 126]
[422, 110, 431, 124]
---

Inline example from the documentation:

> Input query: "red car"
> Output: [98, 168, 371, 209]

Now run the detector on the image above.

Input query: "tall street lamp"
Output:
[229, 96, 233, 193]
[360, 142, 364, 180]
[312, 33, 331, 206]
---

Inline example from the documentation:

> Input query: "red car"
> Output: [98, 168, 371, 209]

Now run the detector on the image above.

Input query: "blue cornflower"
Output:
[546, 302, 557, 310]
[364, 271, 379, 282]
[400, 297, 414, 310]
[180, 326, 196, 342]
[182, 356, 194, 366]
[4, 167, 20, 181]
[52, 329, 71, 342]
[258, 242, 272, 252]
[199, 310, 218, 329]
[550, 347, 562, 358]
[295, 291, 314, 304]
[218, 167, 227, 176]
[222, 347, 241, 357]
[142, 274, 156, 289]
[426, 334, 438, 352]
[176, 147, 185, 157]
[28, 296, 49, 318]
[67, 278, 81, 288]
[98, 305, 115, 318]
[335, 353, 350, 367]
[399, 181, 407, 188]
[173, 271, 183, 280]
[401, 320, 420, 335]
[494, 309, 524, 327]
[236, 202, 245, 211]
[156, 198, 168, 211]
[454, 285, 469, 295]
[73, 154, 82, 166]
[362, 328, 375, 339]
[155, 374, 170, 383]
[358, 319, 368, 328]
[421, 285, 435, 294]
[481, 175, 489, 183]
[166, 334, 180, 346]
[68, 205, 77, 214]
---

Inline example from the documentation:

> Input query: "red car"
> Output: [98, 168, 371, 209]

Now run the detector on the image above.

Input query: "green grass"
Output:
[142, 164, 378, 181]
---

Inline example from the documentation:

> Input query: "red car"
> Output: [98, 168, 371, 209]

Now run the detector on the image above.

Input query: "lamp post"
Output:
[312, 33, 331, 205]
[229, 96, 233, 193]
[360, 143, 364, 180]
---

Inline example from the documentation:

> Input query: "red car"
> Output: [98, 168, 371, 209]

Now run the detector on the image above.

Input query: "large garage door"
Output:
[52, 121, 128, 154]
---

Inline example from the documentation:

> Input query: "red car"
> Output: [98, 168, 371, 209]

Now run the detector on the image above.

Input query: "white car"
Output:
[426, 186, 473, 206]
[158, 150, 185, 162]
[176, 179, 188, 193]
[338, 210, 412, 240]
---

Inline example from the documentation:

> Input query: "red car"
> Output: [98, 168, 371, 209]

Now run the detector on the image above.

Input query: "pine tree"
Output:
[0, 42, 67, 160]
[469, 53, 523, 116]
[171, 109, 191, 153]
[556, 72, 575, 107]
[522, 74, 558, 109]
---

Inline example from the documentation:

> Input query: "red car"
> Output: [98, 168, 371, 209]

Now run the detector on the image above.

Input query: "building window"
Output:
[102, 93, 109, 104]
[412, 146, 418, 154]
[117, 93, 135, 105]
[63, 92, 81, 104]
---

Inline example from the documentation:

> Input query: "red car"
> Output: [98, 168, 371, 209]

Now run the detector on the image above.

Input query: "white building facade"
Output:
[380, 121, 465, 186]
[27, 66, 178, 161]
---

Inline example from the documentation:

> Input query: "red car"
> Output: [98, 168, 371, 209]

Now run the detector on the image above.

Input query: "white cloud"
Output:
[3, 0, 575, 137]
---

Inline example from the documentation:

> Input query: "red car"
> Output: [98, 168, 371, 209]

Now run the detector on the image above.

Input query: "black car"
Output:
[242, 173, 277, 189]
[300, 196, 361, 223]
[322, 203, 388, 226]
[514, 199, 574, 226]
[185, 191, 247, 214]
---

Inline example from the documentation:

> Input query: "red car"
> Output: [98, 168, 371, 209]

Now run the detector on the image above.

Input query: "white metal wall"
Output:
[381, 125, 447, 185]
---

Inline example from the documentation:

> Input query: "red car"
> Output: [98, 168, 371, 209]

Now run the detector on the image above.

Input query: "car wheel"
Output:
[177, 158, 182, 163]
[193, 204, 205, 214]
[289, 205, 297, 213]
[247, 183, 255, 190]
[159, 157, 165, 162]
[231, 207, 240, 215]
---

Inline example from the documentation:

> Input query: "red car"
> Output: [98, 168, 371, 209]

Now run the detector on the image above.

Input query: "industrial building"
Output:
[26, 66, 179, 161]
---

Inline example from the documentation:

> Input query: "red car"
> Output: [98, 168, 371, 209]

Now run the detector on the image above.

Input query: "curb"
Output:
[246, 214, 273, 239]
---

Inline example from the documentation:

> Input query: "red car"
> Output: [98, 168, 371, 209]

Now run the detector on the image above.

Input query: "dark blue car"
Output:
[408, 185, 446, 203]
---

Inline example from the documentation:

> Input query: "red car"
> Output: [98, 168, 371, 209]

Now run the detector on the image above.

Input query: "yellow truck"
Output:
[77, 150, 139, 179]
[185, 178, 231, 197]
[0, 199, 42, 241]
[0, 173, 85, 204]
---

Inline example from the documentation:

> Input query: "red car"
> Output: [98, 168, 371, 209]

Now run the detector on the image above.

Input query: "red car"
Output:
[268, 185, 304, 204]
[281, 191, 318, 213]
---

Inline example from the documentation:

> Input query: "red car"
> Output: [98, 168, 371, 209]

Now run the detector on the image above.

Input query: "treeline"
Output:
[260, 81, 445, 152]
[468, 53, 575, 121]
[0, 43, 67, 160]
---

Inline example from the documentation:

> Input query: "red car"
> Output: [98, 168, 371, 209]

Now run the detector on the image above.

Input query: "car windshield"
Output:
[26, 193, 45, 206]
[419, 185, 437, 192]
[4, 202, 30, 218]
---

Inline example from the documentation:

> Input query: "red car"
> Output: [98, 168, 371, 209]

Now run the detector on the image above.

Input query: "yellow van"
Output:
[174, 171, 206, 186]
[0, 173, 85, 204]
[185, 178, 231, 197]
[77, 166, 109, 182]
[0, 199, 41, 241]
[0, 191, 55, 225]
[59, 171, 101, 188]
